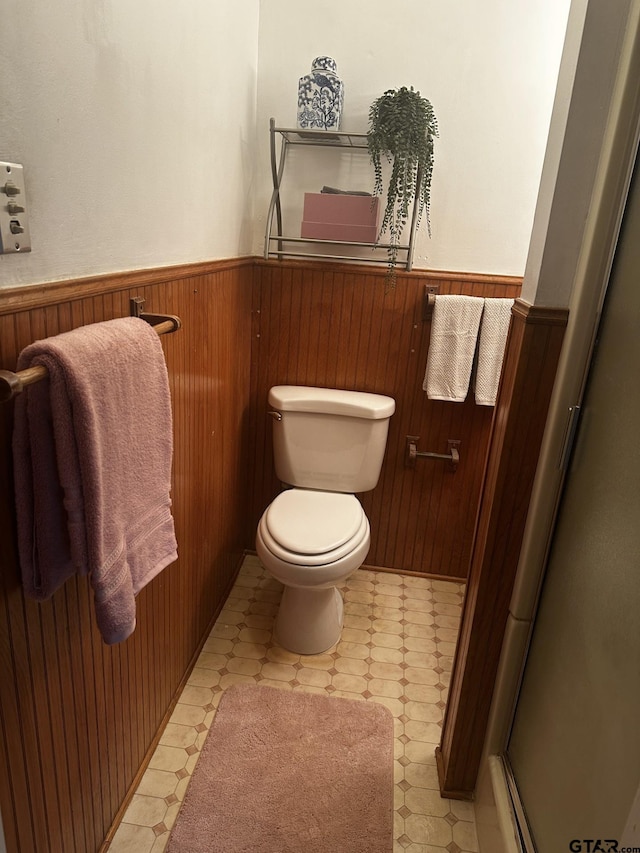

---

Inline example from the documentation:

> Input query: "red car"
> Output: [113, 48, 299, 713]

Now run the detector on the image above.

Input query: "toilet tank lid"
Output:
[268, 385, 395, 419]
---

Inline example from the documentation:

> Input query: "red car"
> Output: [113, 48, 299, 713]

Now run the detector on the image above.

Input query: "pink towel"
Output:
[12, 317, 178, 644]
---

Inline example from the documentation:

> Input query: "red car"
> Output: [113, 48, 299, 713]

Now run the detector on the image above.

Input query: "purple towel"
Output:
[12, 317, 178, 644]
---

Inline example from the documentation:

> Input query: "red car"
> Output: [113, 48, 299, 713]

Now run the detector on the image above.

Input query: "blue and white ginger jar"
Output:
[297, 56, 344, 131]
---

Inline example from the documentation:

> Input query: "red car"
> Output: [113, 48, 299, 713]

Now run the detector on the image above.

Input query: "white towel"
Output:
[423, 295, 484, 402]
[474, 298, 514, 406]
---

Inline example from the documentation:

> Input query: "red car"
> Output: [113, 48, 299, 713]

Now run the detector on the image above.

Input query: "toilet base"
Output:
[275, 585, 344, 655]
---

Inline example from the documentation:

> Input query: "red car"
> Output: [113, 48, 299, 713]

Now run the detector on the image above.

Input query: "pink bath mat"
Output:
[166, 683, 394, 852]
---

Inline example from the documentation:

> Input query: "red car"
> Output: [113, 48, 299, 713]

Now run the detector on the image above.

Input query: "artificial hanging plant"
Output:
[367, 86, 438, 277]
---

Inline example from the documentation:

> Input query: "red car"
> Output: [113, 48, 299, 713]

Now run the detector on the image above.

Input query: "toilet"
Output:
[256, 385, 395, 655]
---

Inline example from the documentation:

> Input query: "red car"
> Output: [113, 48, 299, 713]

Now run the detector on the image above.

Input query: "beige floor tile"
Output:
[376, 571, 404, 585]
[187, 667, 221, 688]
[202, 637, 234, 655]
[405, 720, 443, 744]
[374, 605, 404, 621]
[453, 819, 479, 852]
[404, 813, 453, 847]
[368, 677, 404, 699]
[370, 695, 405, 717]
[374, 593, 404, 609]
[244, 614, 274, 630]
[169, 703, 206, 727]
[370, 644, 404, 664]
[238, 626, 271, 643]
[404, 741, 438, 766]
[403, 596, 433, 613]
[226, 657, 262, 676]
[148, 745, 189, 773]
[344, 600, 373, 617]
[434, 627, 459, 644]
[122, 794, 167, 827]
[404, 663, 440, 683]
[109, 821, 157, 852]
[401, 584, 433, 601]
[136, 768, 179, 799]
[260, 661, 297, 682]
[232, 641, 267, 660]
[405, 761, 441, 789]
[336, 640, 370, 659]
[370, 661, 404, 680]
[209, 623, 239, 640]
[223, 596, 251, 612]
[257, 679, 293, 691]
[332, 672, 368, 693]
[449, 798, 476, 822]
[404, 701, 443, 723]
[344, 589, 373, 604]
[377, 582, 405, 597]
[347, 578, 375, 592]
[404, 635, 438, 654]
[432, 590, 463, 605]
[297, 667, 331, 688]
[371, 631, 404, 649]
[118, 559, 475, 852]
[219, 673, 257, 690]
[405, 610, 435, 627]
[404, 786, 451, 817]
[341, 626, 371, 645]
[405, 622, 437, 639]
[405, 682, 442, 703]
[434, 614, 460, 630]
[178, 685, 214, 707]
[196, 651, 228, 670]
[334, 656, 369, 676]
[343, 613, 371, 631]
[159, 723, 198, 750]
[298, 651, 334, 668]
[371, 618, 404, 635]
[150, 833, 169, 852]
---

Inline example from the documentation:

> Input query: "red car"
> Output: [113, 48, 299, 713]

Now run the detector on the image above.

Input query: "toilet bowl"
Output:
[256, 385, 395, 656]
[256, 489, 371, 654]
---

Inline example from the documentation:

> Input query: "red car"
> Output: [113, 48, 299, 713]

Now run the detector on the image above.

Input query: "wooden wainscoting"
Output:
[249, 260, 521, 580]
[0, 255, 522, 851]
[436, 300, 569, 798]
[0, 259, 253, 852]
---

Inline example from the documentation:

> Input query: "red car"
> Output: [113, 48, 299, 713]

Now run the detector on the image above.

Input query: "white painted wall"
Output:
[255, 0, 571, 276]
[1, 2, 570, 288]
[0, 0, 260, 289]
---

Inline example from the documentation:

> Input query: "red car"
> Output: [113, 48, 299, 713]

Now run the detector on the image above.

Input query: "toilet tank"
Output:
[268, 385, 395, 493]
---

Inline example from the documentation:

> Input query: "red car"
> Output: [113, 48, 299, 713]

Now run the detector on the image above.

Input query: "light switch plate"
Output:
[0, 162, 31, 254]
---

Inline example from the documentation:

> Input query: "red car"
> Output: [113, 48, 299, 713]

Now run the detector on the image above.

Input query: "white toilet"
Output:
[256, 385, 395, 655]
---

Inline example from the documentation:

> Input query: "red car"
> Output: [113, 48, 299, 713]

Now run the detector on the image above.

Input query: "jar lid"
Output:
[312, 56, 338, 74]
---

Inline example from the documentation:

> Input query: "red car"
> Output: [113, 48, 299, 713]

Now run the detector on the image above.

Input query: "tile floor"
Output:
[108, 555, 478, 853]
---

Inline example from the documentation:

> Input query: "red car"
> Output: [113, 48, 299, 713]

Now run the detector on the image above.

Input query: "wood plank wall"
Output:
[436, 300, 569, 797]
[249, 260, 521, 579]
[0, 260, 253, 852]
[0, 256, 521, 851]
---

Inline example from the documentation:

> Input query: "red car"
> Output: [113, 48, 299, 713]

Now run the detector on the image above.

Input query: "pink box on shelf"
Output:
[301, 193, 380, 243]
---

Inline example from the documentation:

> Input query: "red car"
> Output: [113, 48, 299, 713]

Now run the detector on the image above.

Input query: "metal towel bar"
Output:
[0, 297, 181, 403]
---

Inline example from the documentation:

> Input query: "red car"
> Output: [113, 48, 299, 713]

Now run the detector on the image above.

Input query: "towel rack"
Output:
[422, 285, 440, 320]
[0, 297, 181, 403]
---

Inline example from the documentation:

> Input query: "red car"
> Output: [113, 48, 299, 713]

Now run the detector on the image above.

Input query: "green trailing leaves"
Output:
[367, 87, 438, 282]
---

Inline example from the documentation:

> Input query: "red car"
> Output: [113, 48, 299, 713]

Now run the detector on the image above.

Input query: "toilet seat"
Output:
[259, 489, 368, 566]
